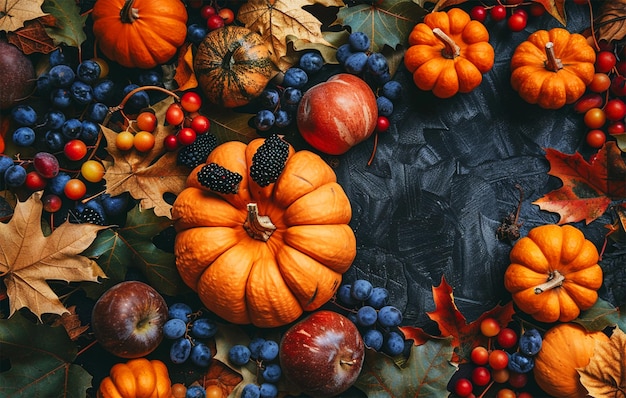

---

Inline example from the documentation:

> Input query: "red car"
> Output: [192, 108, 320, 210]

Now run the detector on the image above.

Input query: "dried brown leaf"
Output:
[7, 18, 56, 54]
[578, 328, 626, 397]
[0, 192, 107, 321]
[595, 0, 626, 43]
[51, 305, 89, 340]
[0, 0, 47, 33]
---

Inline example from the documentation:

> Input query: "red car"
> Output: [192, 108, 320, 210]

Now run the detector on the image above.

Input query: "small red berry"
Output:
[163, 134, 179, 151]
[470, 6, 487, 22]
[207, 14, 225, 30]
[375, 115, 390, 133]
[490, 5, 507, 22]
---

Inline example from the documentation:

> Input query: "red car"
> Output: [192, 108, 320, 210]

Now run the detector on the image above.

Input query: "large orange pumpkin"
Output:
[91, 0, 188, 69]
[172, 135, 356, 327]
[504, 224, 603, 323]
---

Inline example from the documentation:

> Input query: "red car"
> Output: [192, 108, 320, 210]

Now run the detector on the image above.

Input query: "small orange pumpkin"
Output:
[91, 0, 188, 69]
[504, 224, 602, 323]
[404, 8, 495, 98]
[172, 135, 356, 327]
[510, 27, 596, 109]
[97, 358, 173, 398]
[194, 26, 274, 108]
[533, 323, 609, 397]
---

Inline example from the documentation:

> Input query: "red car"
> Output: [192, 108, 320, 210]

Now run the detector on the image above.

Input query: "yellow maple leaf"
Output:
[0, 0, 48, 33]
[102, 97, 190, 218]
[578, 327, 626, 397]
[0, 191, 107, 321]
[237, 0, 342, 71]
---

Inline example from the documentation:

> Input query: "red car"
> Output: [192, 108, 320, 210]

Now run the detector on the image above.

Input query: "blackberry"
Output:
[197, 163, 242, 194]
[177, 133, 218, 169]
[249, 134, 289, 187]
[78, 207, 106, 226]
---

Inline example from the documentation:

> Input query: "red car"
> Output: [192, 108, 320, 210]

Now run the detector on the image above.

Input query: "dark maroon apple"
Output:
[279, 310, 365, 397]
[0, 41, 36, 110]
[91, 281, 168, 358]
[297, 73, 378, 155]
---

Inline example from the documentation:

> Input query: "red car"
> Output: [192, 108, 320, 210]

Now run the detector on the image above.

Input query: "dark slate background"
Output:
[302, 1, 626, 333]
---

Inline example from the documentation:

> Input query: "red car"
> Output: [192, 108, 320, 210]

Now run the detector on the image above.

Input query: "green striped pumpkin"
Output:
[194, 26, 274, 108]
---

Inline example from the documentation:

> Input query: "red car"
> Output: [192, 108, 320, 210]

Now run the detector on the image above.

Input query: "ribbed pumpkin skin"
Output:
[504, 224, 602, 323]
[404, 8, 494, 98]
[92, 0, 188, 69]
[194, 26, 274, 108]
[172, 139, 356, 327]
[510, 28, 596, 109]
[97, 358, 173, 398]
[533, 323, 609, 397]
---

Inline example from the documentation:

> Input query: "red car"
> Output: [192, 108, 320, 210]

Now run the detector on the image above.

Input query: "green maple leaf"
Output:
[82, 204, 186, 298]
[335, 0, 426, 52]
[42, 0, 87, 47]
[0, 312, 92, 397]
[355, 339, 456, 397]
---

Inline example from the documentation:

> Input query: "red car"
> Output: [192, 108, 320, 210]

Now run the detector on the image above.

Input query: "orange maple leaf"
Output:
[533, 142, 626, 225]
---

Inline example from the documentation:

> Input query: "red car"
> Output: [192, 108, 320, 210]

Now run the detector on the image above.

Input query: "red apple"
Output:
[297, 73, 378, 155]
[279, 310, 365, 397]
[91, 281, 168, 358]
[0, 41, 36, 110]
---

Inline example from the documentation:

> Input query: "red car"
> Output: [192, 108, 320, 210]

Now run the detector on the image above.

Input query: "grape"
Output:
[44, 130, 65, 151]
[356, 306, 378, 327]
[61, 118, 83, 139]
[37, 73, 53, 94]
[508, 352, 534, 373]
[191, 342, 212, 367]
[100, 192, 130, 216]
[93, 79, 115, 103]
[299, 52, 324, 74]
[76, 60, 101, 84]
[186, 385, 206, 398]
[259, 383, 278, 398]
[163, 318, 187, 339]
[50, 88, 72, 109]
[170, 338, 192, 364]
[138, 70, 163, 88]
[123, 84, 150, 110]
[70, 81, 94, 105]
[11, 105, 38, 126]
[49, 64, 75, 87]
[336, 43, 353, 65]
[337, 284, 358, 307]
[366, 287, 389, 309]
[281, 87, 302, 106]
[362, 328, 384, 351]
[4, 165, 26, 187]
[0, 155, 13, 177]
[190, 318, 218, 339]
[80, 120, 100, 144]
[48, 172, 71, 195]
[351, 279, 373, 301]
[348, 32, 370, 52]
[33, 152, 60, 178]
[187, 23, 208, 45]
[377, 305, 403, 327]
[248, 337, 266, 359]
[260, 88, 280, 110]
[366, 53, 389, 76]
[241, 384, 261, 398]
[228, 344, 251, 366]
[45, 110, 66, 129]
[254, 110, 275, 131]
[259, 340, 279, 361]
[518, 329, 542, 356]
[344, 52, 368, 75]
[376, 96, 394, 117]
[169, 302, 193, 321]
[262, 363, 281, 383]
[283, 67, 308, 88]
[382, 80, 403, 102]
[274, 109, 292, 128]
[12, 127, 36, 146]
[382, 331, 405, 356]
[49, 48, 66, 67]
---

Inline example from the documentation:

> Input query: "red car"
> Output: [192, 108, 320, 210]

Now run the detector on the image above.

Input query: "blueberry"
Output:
[382, 80, 403, 102]
[61, 118, 83, 139]
[93, 79, 115, 103]
[36, 73, 53, 94]
[260, 88, 280, 110]
[262, 363, 281, 383]
[70, 80, 94, 105]
[228, 344, 251, 366]
[185, 385, 206, 398]
[259, 383, 277, 398]
[0, 155, 14, 177]
[11, 105, 38, 126]
[258, 340, 279, 361]
[50, 88, 72, 109]
[362, 329, 384, 351]
[351, 279, 373, 301]
[76, 60, 101, 84]
[190, 343, 212, 367]
[168, 302, 193, 321]
[163, 318, 187, 339]
[344, 52, 368, 75]
[241, 384, 260, 398]
[508, 352, 534, 373]
[49, 48, 66, 67]
[366, 287, 389, 309]
[281, 87, 302, 106]
[123, 84, 150, 110]
[170, 337, 192, 364]
[138, 70, 163, 87]
[348, 31, 370, 52]
[248, 337, 265, 359]
[48, 172, 71, 195]
[86, 102, 109, 123]
[376, 95, 394, 117]
[356, 305, 378, 327]
[377, 305, 403, 327]
[190, 318, 218, 339]
[254, 110, 275, 132]
[49, 64, 75, 87]
[274, 109, 291, 128]
[299, 51, 324, 74]
[337, 284, 359, 307]
[282, 67, 308, 89]
[44, 130, 66, 152]
[45, 110, 66, 130]
[12, 127, 36, 146]
[4, 165, 27, 187]
[336, 43, 353, 65]
[366, 52, 389, 76]
[99, 192, 130, 216]
[382, 331, 405, 356]
[518, 328, 542, 356]
[187, 23, 208, 46]
[80, 120, 100, 144]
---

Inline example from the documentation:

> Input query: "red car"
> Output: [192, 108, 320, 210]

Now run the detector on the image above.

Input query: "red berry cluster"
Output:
[199, 4, 235, 31]
[469, 1, 546, 32]
[163, 92, 212, 151]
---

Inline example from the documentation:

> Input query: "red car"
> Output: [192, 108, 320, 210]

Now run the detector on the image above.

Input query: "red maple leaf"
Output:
[533, 142, 626, 225]
[400, 276, 515, 362]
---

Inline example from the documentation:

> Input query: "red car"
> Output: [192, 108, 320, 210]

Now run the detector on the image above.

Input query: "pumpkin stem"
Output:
[120, 0, 139, 23]
[534, 270, 565, 294]
[544, 42, 563, 72]
[433, 28, 460, 59]
[243, 203, 276, 241]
